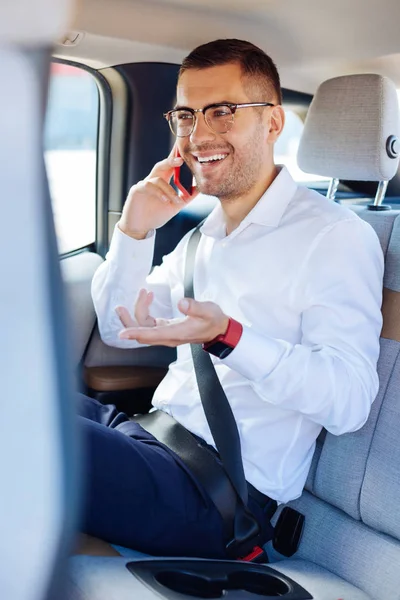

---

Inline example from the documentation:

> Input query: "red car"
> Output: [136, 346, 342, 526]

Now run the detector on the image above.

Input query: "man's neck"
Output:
[221, 165, 279, 236]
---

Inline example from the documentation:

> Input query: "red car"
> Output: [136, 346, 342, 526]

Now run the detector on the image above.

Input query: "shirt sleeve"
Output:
[223, 217, 384, 435]
[91, 224, 186, 349]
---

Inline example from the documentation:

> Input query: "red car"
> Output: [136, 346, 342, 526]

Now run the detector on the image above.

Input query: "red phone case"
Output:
[173, 148, 196, 200]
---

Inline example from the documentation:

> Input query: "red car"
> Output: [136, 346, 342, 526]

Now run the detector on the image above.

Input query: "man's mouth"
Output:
[192, 152, 229, 166]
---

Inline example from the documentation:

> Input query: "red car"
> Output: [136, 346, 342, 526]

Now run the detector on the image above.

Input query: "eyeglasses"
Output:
[163, 102, 275, 137]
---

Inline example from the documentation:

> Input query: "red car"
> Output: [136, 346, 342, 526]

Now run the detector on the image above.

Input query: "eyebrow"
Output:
[173, 101, 235, 111]
[173, 104, 192, 111]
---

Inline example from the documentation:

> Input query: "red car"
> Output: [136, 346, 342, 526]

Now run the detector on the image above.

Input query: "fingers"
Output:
[145, 146, 198, 205]
[119, 318, 189, 346]
[150, 178, 183, 205]
[178, 298, 215, 319]
[117, 300, 226, 346]
[115, 289, 157, 331]
[135, 179, 182, 207]
[148, 153, 183, 181]
[177, 299, 228, 337]
[134, 289, 156, 327]
[115, 305, 136, 328]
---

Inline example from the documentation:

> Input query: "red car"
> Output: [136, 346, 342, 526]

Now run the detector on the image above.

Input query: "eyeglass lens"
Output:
[169, 105, 234, 137]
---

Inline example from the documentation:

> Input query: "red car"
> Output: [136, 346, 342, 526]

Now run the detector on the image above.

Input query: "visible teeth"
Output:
[198, 154, 227, 163]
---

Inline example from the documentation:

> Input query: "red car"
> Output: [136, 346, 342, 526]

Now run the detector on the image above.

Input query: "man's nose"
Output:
[189, 113, 216, 145]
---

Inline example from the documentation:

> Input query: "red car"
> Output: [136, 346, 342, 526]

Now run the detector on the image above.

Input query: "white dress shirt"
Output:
[92, 166, 384, 503]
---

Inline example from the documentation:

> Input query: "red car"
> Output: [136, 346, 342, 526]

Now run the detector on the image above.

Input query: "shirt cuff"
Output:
[106, 224, 155, 269]
[222, 324, 290, 382]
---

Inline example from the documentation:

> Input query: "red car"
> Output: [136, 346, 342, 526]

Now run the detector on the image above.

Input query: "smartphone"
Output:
[173, 147, 197, 200]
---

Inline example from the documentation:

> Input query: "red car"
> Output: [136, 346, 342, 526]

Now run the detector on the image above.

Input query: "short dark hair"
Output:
[179, 39, 282, 105]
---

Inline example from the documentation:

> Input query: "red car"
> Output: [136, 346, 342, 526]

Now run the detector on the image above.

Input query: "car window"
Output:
[44, 63, 99, 254]
[274, 109, 329, 186]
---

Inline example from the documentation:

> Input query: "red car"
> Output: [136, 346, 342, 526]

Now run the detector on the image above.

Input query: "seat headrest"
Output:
[297, 74, 400, 182]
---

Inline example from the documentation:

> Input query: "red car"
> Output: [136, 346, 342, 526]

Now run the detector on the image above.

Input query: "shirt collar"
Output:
[200, 166, 298, 239]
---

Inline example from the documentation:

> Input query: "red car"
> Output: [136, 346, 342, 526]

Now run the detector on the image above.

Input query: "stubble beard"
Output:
[195, 129, 264, 202]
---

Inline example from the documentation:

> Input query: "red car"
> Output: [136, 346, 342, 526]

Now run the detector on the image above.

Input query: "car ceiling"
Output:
[55, 0, 400, 94]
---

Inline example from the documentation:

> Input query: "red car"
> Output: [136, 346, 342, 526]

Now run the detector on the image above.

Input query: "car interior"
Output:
[2, 1, 400, 600]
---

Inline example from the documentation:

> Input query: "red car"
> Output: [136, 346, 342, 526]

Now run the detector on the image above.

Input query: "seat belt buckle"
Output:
[225, 505, 262, 560]
[238, 545, 268, 563]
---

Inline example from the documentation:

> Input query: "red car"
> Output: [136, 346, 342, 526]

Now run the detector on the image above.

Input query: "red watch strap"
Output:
[223, 317, 243, 348]
[203, 317, 243, 350]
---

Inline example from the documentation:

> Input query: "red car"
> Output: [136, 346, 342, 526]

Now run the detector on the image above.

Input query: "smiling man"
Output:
[171, 60, 281, 219]
[81, 39, 383, 558]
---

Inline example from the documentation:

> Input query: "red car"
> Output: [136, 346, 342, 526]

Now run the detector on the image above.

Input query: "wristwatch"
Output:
[202, 318, 243, 359]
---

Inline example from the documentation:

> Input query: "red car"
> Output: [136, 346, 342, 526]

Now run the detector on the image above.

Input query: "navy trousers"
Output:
[77, 394, 269, 559]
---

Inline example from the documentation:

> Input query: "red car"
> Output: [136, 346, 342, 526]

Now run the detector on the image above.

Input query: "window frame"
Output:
[47, 58, 112, 259]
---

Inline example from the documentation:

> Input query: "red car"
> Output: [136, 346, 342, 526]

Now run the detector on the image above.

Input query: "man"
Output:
[82, 39, 383, 558]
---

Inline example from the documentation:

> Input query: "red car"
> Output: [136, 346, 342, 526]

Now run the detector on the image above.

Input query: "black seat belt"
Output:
[184, 225, 261, 558]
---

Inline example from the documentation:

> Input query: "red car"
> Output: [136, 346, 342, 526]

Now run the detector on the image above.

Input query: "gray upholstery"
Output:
[270, 491, 400, 600]
[67, 556, 160, 600]
[351, 206, 399, 257]
[61, 252, 103, 364]
[271, 560, 372, 600]
[298, 74, 400, 180]
[312, 337, 398, 521]
[304, 211, 400, 504]
[361, 346, 400, 538]
[383, 216, 400, 291]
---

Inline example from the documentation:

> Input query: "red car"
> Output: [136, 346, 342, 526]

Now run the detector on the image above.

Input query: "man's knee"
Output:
[74, 393, 125, 427]
[74, 393, 99, 419]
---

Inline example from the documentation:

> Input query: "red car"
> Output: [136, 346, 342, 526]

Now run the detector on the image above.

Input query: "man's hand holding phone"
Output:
[118, 146, 198, 240]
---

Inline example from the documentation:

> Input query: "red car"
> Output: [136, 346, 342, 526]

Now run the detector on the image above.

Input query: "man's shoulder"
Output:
[286, 185, 365, 234]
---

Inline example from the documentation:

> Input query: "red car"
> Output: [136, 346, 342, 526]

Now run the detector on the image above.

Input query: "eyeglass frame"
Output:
[163, 102, 276, 137]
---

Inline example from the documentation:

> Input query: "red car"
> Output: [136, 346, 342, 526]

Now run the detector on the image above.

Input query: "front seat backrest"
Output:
[0, 2, 79, 600]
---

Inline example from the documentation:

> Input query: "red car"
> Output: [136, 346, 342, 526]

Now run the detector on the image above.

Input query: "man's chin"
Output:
[197, 180, 227, 199]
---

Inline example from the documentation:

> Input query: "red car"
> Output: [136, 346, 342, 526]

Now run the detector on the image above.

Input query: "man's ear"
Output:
[267, 105, 285, 143]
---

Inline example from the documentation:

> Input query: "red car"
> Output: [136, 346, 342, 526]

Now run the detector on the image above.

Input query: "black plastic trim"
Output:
[281, 88, 313, 106]
[59, 242, 97, 261]
[127, 559, 313, 600]
[367, 204, 392, 211]
[115, 62, 180, 194]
